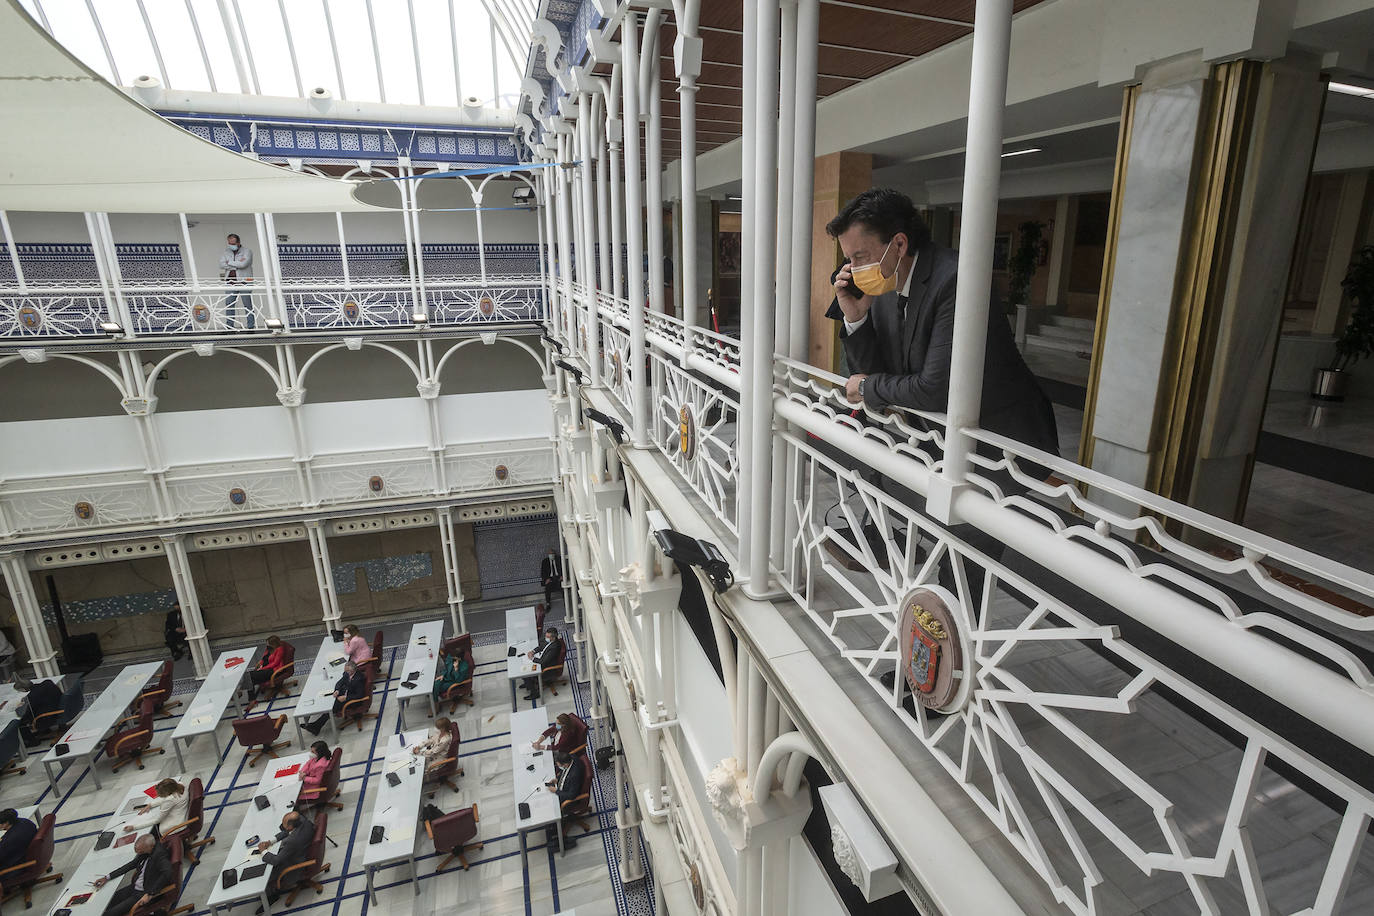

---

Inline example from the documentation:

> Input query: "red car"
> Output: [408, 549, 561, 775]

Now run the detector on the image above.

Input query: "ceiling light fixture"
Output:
[1328, 81, 1374, 98]
[1000, 148, 1042, 158]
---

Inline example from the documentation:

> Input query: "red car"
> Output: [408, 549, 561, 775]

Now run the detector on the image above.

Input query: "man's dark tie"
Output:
[897, 293, 911, 371]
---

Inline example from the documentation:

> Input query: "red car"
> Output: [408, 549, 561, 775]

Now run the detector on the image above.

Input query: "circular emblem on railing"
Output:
[190, 303, 212, 325]
[18, 305, 42, 331]
[368, 475, 384, 493]
[478, 294, 496, 317]
[74, 501, 94, 520]
[342, 300, 360, 321]
[898, 585, 969, 713]
[228, 487, 248, 506]
[678, 404, 697, 461]
[611, 352, 624, 389]
[494, 464, 509, 482]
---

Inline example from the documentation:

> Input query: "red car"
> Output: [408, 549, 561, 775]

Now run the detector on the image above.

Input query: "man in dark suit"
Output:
[540, 548, 563, 609]
[257, 811, 315, 907]
[522, 627, 564, 701]
[93, 834, 171, 916]
[16, 675, 62, 744]
[0, 808, 37, 871]
[545, 750, 585, 848]
[826, 188, 1058, 456]
[303, 661, 366, 735]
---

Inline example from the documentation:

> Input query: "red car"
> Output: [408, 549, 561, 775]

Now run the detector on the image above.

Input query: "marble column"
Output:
[1044, 195, 1076, 309]
[0, 551, 59, 680]
[1083, 53, 1325, 522]
[808, 152, 872, 372]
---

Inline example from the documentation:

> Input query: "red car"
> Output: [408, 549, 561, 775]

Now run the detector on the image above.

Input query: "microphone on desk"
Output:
[518, 783, 543, 820]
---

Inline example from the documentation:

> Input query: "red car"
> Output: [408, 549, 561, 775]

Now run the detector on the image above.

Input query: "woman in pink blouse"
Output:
[299, 740, 333, 790]
[342, 625, 371, 667]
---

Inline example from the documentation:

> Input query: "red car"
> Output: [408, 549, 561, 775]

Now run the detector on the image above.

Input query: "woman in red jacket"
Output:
[245, 635, 290, 707]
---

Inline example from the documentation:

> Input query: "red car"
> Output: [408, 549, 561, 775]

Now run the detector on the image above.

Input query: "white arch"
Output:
[433, 335, 545, 381]
[296, 340, 423, 389]
[144, 346, 283, 399]
[341, 165, 397, 181]
[0, 352, 132, 400]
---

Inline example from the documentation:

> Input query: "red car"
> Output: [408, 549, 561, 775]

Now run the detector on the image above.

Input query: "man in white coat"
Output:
[218, 233, 254, 329]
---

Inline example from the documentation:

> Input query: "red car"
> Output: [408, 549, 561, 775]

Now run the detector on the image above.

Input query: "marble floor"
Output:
[1262, 390, 1374, 459]
[2, 601, 653, 916]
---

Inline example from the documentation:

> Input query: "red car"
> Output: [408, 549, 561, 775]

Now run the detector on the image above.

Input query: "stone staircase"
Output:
[1024, 313, 1095, 359]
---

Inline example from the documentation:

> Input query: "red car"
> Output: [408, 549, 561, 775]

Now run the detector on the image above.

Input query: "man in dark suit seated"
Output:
[256, 810, 314, 910]
[522, 627, 563, 701]
[0, 809, 37, 871]
[15, 675, 62, 745]
[544, 750, 585, 849]
[303, 661, 366, 736]
[92, 834, 171, 916]
[823, 188, 1059, 574]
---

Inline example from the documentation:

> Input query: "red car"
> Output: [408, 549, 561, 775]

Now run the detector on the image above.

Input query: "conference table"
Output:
[289, 639, 349, 745]
[511, 707, 564, 873]
[170, 646, 256, 770]
[505, 606, 541, 711]
[393, 620, 445, 722]
[42, 775, 189, 916]
[362, 728, 428, 903]
[40, 661, 162, 792]
[204, 751, 311, 916]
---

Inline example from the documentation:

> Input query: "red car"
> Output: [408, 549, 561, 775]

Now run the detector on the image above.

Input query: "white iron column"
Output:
[674, 0, 702, 332]
[622, 12, 650, 446]
[0, 552, 59, 680]
[790, 0, 819, 360]
[306, 520, 343, 635]
[161, 535, 214, 677]
[607, 67, 626, 305]
[743, 0, 780, 595]
[935, 0, 1013, 503]
[594, 91, 612, 299]
[556, 134, 578, 349]
[577, 91, 598, 356]
[437, 507, 467, 634]
[540, 166, 560, 336]
[641, 14, 666, 313]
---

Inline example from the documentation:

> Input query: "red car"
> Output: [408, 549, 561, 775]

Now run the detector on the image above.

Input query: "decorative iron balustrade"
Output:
[649, 348, 740, 535]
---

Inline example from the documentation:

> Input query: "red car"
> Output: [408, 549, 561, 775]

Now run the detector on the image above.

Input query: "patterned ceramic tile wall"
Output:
[331, 552, 435, 595]
[472, 514, 559, 599]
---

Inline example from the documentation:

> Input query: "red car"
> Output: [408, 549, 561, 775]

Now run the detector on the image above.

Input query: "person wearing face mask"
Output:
[822, 188, 1058, 582]
[218, 233, 255, 329]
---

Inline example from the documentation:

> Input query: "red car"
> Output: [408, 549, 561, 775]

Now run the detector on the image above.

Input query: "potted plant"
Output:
[1314, 245, 1374, 401]
[1006, 220, 1045, 311]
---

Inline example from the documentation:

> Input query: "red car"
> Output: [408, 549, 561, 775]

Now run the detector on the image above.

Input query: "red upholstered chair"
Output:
[339, 666, 378, 731]
[130, 835, 193, 916]
[297, 747, 344, 812]
[277, 811, 332, 905]
[232, 714, 290, 766]
[563, 713, 589, 756]
[105, 696, 163, 772]
[441, 633, 471, 658]
[560, 753, 595, 835]
[161, 777, 215, 865]
[30, 677, 85, 746]
[358, 630, 386, 679]
[261, 642, 298, 702]
[541, 640, 569, 696]
[425, 805, 482, 872]
[534, 603, 548, 633]
[139, 660, 182, 719]
[0, 813, 62, 908]
[424, 720, 463, 797]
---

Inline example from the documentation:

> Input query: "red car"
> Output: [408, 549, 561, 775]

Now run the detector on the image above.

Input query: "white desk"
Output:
[170, 647, 256, 770]
[510, 708, 564, 873]
[393, 621, 445, 722]
[0, 681, 30, 761]
[40, 661, 161, 792]
[362, 729, 427, 903]
[43, 776, 188, 916]
[505, 606, 540, 711]
[204, 751, 311, 915]
[289, 640, 348, 745]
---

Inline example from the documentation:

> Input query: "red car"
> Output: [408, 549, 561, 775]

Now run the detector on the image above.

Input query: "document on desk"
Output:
[187, 704, 217, 727]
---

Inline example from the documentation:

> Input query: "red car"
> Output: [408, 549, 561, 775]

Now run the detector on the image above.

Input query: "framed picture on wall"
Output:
[992, 233, 1011, 272]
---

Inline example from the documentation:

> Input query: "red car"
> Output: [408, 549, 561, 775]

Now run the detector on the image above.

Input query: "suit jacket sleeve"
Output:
[865, 272, 957, 412]
[263, 826, 312, 867]
[556, 759, 585, 804]
[347, 671, 368, 700]
[108, 851, 145, 880]
[0, 821, 35, 867]
[144, 845, 173, 894]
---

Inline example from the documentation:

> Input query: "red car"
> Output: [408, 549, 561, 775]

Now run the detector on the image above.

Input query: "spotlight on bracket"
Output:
[583, 407, 625, 444]
[554, 359, 584, 385]
[542, 330, 568, 355]
[263, 317, 285, 332]
[99, 321, 124, 336]
[648, 510, 733, 593]
[411, 312, 430, 327]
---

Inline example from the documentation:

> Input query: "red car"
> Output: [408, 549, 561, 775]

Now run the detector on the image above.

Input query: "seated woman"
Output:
[300, 740, 333, 789]
[342, 625, 371, 667]
[410, 716, 453, 777]
[123, 778, 189, 839]
[245, 635, 291, 707]
[533, 713, 584, 754]
[430, 647, 470, 711]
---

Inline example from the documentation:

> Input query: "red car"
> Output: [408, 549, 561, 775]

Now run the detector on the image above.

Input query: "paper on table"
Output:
[389, 824, 415, 843]
[318, 689, 334, 697]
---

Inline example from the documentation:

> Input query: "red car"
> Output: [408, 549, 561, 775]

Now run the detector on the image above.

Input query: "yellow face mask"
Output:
[849, 238, 899, 297]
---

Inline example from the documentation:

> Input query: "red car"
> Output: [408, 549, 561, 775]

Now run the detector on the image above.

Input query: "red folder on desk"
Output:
[225, 656, 246, 668]
[143, 785, 160, 799]
[275, 763, 301, 778]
